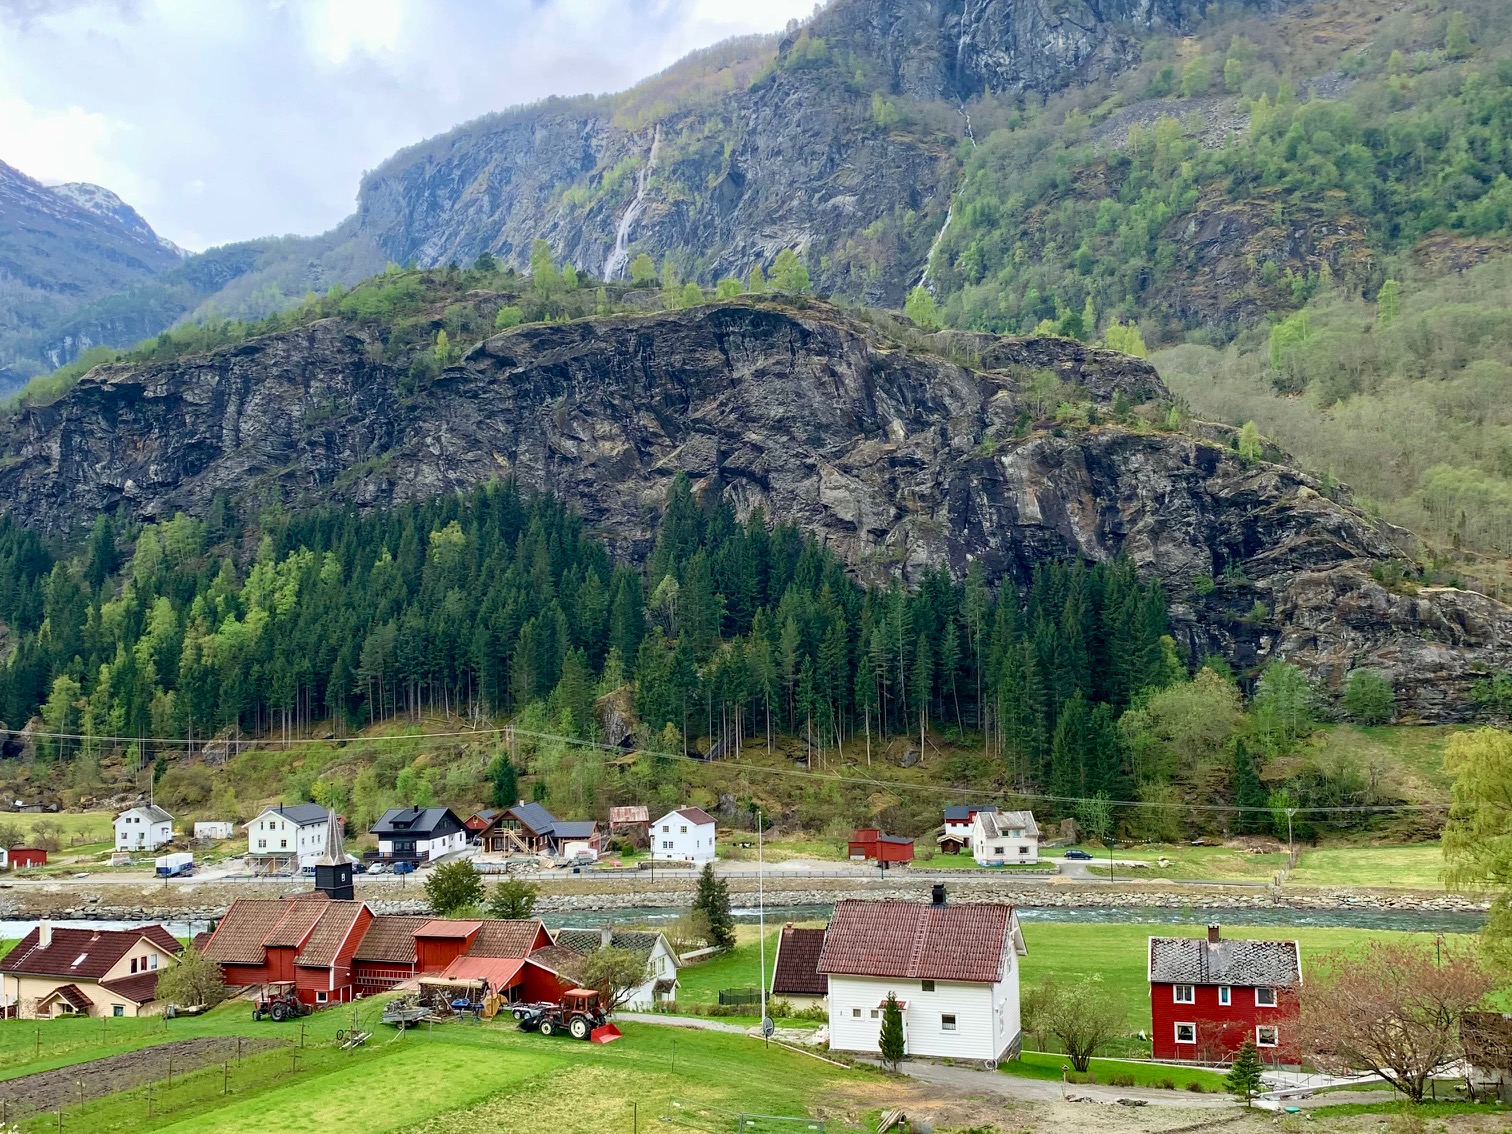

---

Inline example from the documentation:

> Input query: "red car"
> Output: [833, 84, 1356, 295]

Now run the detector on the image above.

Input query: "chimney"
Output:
[1207, 923, 1221, 945]
[931, 883, 947, 907]
[38, 918, 51, 948]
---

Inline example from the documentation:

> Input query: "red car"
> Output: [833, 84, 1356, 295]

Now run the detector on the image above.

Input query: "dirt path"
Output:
[0, 1036, 279, 1117]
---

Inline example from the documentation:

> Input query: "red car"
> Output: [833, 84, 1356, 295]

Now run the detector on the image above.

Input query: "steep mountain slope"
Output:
[0, 160, 183, 385]
[353, 0, 1291, 304]
[0, 293, 1505, 720]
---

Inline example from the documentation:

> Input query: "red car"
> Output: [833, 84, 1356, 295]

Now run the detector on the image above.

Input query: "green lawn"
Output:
[2, 997, 870, 1134]
[674, 924, 787, 1008]
[1004, 1049, 1226, 1091]
[1057, 842, 1287, 882]
[1286, 845, 1445, 889]
[1061, 840, 1449, 889]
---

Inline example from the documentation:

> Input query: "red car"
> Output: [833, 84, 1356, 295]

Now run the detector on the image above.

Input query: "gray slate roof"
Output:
[506, 802, 557, 835]
[552, 820, 597, 840]
[555, 929, 673, 965]
[257, 803, 329, 827]
[977, 810, 1038, 838]
[370, 807, 464, 838]
[122, 805, 174, 823]
[1149, 935, 1301, 987]
[944, 805, 996, 822]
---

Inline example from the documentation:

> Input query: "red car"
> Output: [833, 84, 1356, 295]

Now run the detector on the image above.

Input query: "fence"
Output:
[717, 987, 762, 1008]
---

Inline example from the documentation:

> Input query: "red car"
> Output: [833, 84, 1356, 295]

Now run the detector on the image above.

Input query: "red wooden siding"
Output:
[1150, 981, 1301, 1064]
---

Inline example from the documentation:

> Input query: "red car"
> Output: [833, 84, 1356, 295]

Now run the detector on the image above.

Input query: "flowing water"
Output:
[602, 126, 660, 282]
[918, 202, 954, 288]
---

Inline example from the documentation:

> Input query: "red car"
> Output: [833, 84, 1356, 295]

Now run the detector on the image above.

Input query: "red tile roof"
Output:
[41, 983, 94, 1011]
[469, 920, 547, 958]
[0, 926, 176, 980]
[99, 971, 162, 1004]
[416, 919, 482, 939]
[140, 925, 185, 956]
[263, 899, 329, 949]
[296, 902, 368, 968]
[771, 927, 827, 997]
[202, 900, 286, 964]
[817, 900, 1015, 984]
[675, 807, 717, 827]
[353, 915, 428, 963]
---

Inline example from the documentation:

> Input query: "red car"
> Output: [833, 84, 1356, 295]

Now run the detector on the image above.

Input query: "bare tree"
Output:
[1022, 976, 1126, 1072]
[1299, 939, 1496, 1102]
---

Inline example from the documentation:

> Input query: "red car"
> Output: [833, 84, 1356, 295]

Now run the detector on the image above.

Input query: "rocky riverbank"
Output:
[0, 874, 1485, 924]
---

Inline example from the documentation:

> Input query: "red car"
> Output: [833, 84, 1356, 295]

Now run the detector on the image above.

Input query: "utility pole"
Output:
[758, 809, 770, 1049]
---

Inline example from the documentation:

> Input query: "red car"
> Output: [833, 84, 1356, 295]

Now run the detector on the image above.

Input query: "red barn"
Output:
[201, 894, 373, 1006]
[847, 828, 914, 864]
[8, 848, 46, 869]
[351, 915, 429, 992]
[1149, 925, 1302, 1066]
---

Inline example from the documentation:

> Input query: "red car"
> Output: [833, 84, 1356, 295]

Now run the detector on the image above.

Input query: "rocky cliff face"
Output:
[0, 298, 1502, 720]
[354, 0, 1293, 305]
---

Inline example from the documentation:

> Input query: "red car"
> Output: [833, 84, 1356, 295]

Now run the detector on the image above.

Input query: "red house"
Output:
[1149, 925, 1302, 1066]
[847, 828, 914, 865]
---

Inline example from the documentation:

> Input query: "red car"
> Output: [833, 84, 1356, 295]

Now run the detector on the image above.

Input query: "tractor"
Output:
[251, 982, 312, 1022]
[513, 988, 621, 1042]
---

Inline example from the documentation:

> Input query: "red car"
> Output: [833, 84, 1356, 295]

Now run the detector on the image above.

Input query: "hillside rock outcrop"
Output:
[0, 298, 1503, 721]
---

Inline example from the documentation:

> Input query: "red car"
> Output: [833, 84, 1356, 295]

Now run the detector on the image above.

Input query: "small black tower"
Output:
[313, 809, 354, 901]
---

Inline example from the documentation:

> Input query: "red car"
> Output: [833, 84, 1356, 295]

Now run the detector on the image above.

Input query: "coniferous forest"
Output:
[0, 475, 1179, 822]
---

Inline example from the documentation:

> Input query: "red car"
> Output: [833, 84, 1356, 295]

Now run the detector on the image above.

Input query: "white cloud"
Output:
[0, 0, 821, 250]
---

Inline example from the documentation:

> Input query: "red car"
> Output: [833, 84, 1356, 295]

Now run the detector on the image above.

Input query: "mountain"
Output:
[0, 282, 1504, 722]
[0, 159, 184, 385]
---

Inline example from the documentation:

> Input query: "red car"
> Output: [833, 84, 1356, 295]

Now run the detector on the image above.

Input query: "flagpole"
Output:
[758, 808, 768, 1045]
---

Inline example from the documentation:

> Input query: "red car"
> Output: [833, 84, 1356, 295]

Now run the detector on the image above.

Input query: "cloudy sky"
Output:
[0, 0, 817, 251]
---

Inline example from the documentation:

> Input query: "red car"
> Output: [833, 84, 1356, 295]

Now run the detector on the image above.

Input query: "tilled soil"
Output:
[0, 1036, 281, 1117]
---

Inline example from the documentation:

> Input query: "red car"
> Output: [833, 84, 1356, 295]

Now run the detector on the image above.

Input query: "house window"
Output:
[662, 825, 669, 833]
[1173, 985, 1195, 1004]
[280, 839, 288, 849]
[1218, 986, 1231, 1006]
[852, 1008, 861, 1018]
[941, 1014, 956, 1032]
[993, 846, 1004, 856]
[1019, 846, 1029, 855]
[316, 991, 328, 1003]
[1174, 1022, 1196, 1044]
[869, 1009, 879, 1019]
[680, 826, 688, 834]
[130, 958, 138, 974]
[1256, 1025, 1278, 1047]
[112, 1005, 124, 1017]
[149, 955, 158, 970]
[258, 840, 266, 849]
[921, 980, 934, 992]
[1255, 987, 1277, 1007]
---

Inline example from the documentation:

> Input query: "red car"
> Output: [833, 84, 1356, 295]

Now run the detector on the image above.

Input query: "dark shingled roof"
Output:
[1148, 934, 1301, 987]
[771, 927, 827, 997]
[528, 945, 591, 985]
[818, 900, 1017, 984]
[255, 803, 330, 827]
[353, 915, 429, 963]
[99, 971, 162, 1005]
[943, 805, 996, 822]
[0, 925, 178, 980]
[673, 807, 717, 827]
[469, 920, 548, 958]
[504, 802, 556, 835]
[551, 820, 597, 840]
[370, 807, 464, 838]
[554, 929, 670, 965]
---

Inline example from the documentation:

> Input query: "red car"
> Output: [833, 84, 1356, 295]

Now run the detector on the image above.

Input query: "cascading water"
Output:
[918, 202, 954, 289]
[602, 126, 660, 282]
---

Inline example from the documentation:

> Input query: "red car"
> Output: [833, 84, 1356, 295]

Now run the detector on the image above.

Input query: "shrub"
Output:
[1108, 1074, 1135, 1087]
[1343, 668, 1395, 725]
[1155, 1077, 1176, 1090]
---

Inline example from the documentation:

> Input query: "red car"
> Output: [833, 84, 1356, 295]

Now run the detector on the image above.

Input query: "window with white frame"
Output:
[941, 1014, 957, 1032]
[921, 980, 934, 992]
[1256, 1025, 1278, 1047]
[1255, 987, 1277, 1007]
[869, 1009, 879, 1019]
[852, 1008, 861, 1018]
[1174, 1022, 1196, 1044]
[1218, 986, 1231, 1006]
[993, 845, 1004, 855]
[1173, 984, 1195, 1004]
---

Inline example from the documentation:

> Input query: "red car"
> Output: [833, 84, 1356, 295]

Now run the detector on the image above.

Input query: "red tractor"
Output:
[513, 988, 621, 1042]
[251, 981, 312, 1022]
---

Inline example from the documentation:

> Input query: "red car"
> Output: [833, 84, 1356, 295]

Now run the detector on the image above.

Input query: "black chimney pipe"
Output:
[931, 883, 946, 906]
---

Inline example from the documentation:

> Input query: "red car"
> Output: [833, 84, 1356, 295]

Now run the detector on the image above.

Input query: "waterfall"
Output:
[602, 126, 660, 282]
[918, 202, 954, 289]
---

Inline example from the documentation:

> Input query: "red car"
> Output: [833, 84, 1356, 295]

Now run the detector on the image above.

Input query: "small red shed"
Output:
[847, 828, 914, 864]
[8, 848, 47, 869]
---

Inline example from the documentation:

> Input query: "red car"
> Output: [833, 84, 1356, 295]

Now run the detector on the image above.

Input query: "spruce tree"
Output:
[693, 862, 734, 950]
[879, 992, 906, 1070]
[1225, 1036, 1264, 1106]
[490, 755, 519, 809]
[1231, 739, 1267, 834]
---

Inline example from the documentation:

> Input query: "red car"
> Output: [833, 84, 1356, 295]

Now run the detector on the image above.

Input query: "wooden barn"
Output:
[847, 828, 914, 865]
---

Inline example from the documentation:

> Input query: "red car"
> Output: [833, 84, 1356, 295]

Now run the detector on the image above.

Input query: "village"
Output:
[0, 794, 1504, 1134]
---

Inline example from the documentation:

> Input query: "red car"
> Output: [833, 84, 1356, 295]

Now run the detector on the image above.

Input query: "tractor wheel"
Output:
[569, 1016, 591, 1040]
[270, 1002, 289, 1023]
[538, 1019, 556, 1037]
[252, 1009, 262, 1022]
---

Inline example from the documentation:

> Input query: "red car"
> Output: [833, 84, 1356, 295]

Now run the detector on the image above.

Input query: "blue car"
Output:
[1062, 849, 1094, 860]
[391, 860, 416, 875]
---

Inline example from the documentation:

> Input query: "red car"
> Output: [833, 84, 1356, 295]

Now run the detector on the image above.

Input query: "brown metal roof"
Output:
[263, 899, 329, 949]
[469, 920, 547, 958]
[99, 971, 162, 1004]
[0, 926, 175, 980]
[41, 983, 94, 1011]
[674, 807, 717, 827]
[771, 927, 827, 997]
[609, 806, 649, 824]
[817, 900, 1015, 984]
[201, 900, 288, 964]
[353, 915, 428, 963]
[296, 902, 368, 968]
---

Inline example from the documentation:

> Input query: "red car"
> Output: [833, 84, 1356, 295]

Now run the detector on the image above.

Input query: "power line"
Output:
[8, 720, 1449, 818]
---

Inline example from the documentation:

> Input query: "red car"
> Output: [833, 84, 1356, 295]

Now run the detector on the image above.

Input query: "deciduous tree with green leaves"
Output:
[1445, 728, 1512, 963]
[487, 876, 539, 920]
[425, 859, 484, 917]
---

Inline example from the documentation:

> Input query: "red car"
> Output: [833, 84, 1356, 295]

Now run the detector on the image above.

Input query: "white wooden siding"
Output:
[651, 814, 716, 864]
[828, 975, 1008, 1061]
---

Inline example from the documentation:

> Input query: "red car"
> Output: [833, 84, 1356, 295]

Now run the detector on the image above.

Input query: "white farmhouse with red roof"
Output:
[651, 807, 717, 864]
[817, 886, 1027, 1064]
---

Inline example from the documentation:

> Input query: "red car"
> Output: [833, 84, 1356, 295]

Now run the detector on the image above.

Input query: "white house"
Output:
[971, 809, 1039, 866]
[818, 887, 1027, 1064]
[370, 807, 468, 863]
[939, 805, 996, 854]
[193, 821, 235, 841]
[246, 804, 331, 871]
[651, 807, 717, 864]
[556, 927, 679, 1010]
[115, 805, 174, 852]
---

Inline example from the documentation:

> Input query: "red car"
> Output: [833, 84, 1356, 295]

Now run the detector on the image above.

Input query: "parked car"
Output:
[390, 860, 416, 875]
[366, 862, 387, 875]
[1061, 849, 1094, 860]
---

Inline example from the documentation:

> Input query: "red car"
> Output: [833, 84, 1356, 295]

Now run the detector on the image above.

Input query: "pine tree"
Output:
[490, 754, 519, 809]
[1231, 739, 1267, 834]
[1225, 1036, 1264, 1106]
[879, 992, 906, 1070]
[693, 862, 734, 950]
